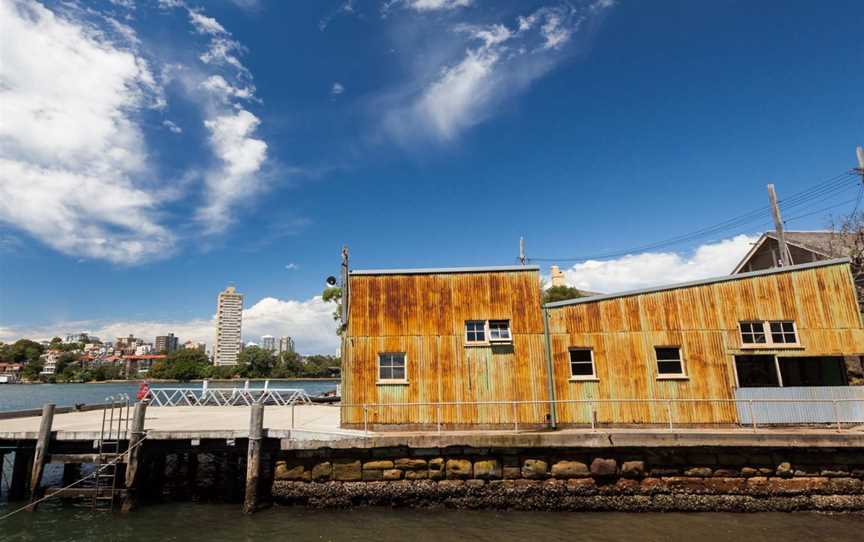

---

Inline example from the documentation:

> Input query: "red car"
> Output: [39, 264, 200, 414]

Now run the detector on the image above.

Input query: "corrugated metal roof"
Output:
[544, 257, 852, 309]
[350, 265, 540, 276]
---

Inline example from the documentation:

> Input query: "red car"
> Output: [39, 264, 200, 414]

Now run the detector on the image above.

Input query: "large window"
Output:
[735, 355, 780, 387]
[568, 348, 596, 379]
[735, 355, 848, 387]
[488, 320, 512, 342]
[655, 347, 686, 377]
[465, 321, 486, 344]
[740, 321, 799, 347]
[378, 352, 406, 382]
[769, 322, 798, 345]
[740, 322, 767, 345]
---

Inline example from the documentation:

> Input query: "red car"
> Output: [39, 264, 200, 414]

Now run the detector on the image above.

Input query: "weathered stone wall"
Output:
[271, 446, 864, 511]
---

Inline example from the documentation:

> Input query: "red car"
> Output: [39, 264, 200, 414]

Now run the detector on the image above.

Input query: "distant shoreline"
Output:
[12, 377, 340, 385]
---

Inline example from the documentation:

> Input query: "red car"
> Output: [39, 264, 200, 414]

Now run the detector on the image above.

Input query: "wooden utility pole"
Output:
[519, 237, 526, 266]
[27, 403, 55, 511]
[121, 401, 148, 513]
[767, 184, 791, 267]
[856, 146, 864, 179]
[243, 402, 265, 514]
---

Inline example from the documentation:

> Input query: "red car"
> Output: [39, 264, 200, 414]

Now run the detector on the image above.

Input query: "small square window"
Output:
[655, 347, 685, 376]
[488, 320, 511, 342]
[769, 321, 797, 344]
[465, 321, 486, 343]
[568, 348, 596, 378]
[740, 322, 767, 345]
[378, 352, 406, 382]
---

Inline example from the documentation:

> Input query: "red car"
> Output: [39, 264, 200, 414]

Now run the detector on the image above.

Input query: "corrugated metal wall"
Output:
[548, 262, 864, 425]
[342, 270, 548, 426]
[735, 386, 864, 424]
[342, 261, 864, 427]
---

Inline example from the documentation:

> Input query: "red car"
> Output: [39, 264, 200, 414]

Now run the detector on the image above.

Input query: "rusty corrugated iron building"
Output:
[340, 258, 864, 429]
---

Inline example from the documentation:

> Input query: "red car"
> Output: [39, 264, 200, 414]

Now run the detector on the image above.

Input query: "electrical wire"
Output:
[529, 172, 859, 263]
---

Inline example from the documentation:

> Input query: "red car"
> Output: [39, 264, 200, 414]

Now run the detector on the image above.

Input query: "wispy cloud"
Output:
[331, 82, 345, 95]
[380, 1, 615, 143]
[285, 262, 300, 270]
[384, 0, 473, 14]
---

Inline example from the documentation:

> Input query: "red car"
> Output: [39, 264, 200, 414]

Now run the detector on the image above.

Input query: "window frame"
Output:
[464, 320, 488, 345]
[654, 346, 688, 380]
[487, 320, 512, 343]
[739, 320, 800, 349]
[567, 347, 598, 381]
[377, 352, 408, 385]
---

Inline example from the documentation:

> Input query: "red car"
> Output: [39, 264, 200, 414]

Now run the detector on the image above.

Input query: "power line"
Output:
[529, 172, 858, 263]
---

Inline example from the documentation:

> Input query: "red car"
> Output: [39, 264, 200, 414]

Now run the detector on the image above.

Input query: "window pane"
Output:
[392, 366, 405, 380]
[782, 322, 794, 333]
[657, 360, 683, 374]
[569, 349, 592, 363]
[770, 322, 782, 333]
[570, 362, 594, 376]
[772, 333, 785, 343]
[655, 347, 680, 361]
[735, 355, 780, 387]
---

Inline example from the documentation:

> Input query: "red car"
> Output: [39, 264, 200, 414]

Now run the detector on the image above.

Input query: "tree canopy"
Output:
[543, 285, 587, 304]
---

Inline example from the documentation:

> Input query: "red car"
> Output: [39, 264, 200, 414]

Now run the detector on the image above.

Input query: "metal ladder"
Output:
[93, 394, 130, 511]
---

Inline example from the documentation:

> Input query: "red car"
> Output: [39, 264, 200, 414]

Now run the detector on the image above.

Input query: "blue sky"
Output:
[1, 0, 862, 353]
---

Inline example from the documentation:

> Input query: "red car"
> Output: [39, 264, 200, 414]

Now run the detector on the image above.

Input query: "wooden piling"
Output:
[27, 403, 55, 511]
[9, 450, 32, 501]
[121, 401, 147, 513]
[242, 402, 264, 514]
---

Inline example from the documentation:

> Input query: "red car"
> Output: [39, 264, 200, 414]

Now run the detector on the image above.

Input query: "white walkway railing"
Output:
[148, 381, 312, 407]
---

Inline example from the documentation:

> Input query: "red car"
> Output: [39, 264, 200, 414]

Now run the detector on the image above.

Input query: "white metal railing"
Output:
[148, 386, 312, 407]
[337, 397, 864, 436]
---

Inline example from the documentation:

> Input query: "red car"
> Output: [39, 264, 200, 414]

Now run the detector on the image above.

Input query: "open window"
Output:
[488, 320, 512, 343]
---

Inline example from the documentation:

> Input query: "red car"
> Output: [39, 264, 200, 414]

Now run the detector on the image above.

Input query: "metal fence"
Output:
[148, 386, 312, 407]
[339, 397, 864, 435]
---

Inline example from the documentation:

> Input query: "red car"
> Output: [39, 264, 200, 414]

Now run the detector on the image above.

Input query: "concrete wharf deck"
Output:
[2, 405, 863, 449]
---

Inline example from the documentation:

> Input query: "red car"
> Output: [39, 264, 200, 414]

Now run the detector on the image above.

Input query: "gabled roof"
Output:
[544, 257, 851, 309]
[731, 231, 858, 274]
[350, 265, 539, 276]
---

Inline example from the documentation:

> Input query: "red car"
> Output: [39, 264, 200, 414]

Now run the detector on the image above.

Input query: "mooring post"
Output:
[121, 401, 148, 513]
[9, 448, 33, 501]
[27, 403, 55, 511]
[243, 402, 265, 514]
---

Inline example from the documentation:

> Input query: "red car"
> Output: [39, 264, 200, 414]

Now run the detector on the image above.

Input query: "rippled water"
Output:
[1, 502, 863, 542]
[0, 380, 339, 412]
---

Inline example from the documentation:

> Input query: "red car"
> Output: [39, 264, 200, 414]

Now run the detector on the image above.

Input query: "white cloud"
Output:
[387, 0, 473, 13]
[0, 0, 174, 264]
[201, 74, 255, 101]
[0, 296, 341, 355]
[162, 119, 183, 133]
[285, 263, 300, 270]
[188, 9, 226, 35]
[197, 109, 268, 233]
[331, 82, 345, 95]
[557, 235, 758, 294]
[383, 2, 613, 142]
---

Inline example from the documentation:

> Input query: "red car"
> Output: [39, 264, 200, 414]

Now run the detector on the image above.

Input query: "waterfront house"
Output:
[340, 258, 864, 429]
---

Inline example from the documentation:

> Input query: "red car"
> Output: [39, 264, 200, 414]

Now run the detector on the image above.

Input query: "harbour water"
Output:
[1, 502, 862, 541]
[2, 383, 863, 539]
[0, 380, 339, 412]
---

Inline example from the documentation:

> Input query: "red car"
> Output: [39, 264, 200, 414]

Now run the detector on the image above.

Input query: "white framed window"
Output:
[378, 352, 407, 383]
[655, 346, 686, 378]
[768, 321, 798, 345]
[488, 320, 511, 342]
[568, 348, 596, 380]
[465, 321, 486, 344]
[739, 321, 767, 345]
[739, 320, 799, 347]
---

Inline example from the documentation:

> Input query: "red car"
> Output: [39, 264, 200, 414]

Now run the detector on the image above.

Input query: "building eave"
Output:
[350, 265, 540, 276]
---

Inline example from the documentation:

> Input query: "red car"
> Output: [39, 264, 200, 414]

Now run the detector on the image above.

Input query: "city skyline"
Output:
[1, 1, 862, 355]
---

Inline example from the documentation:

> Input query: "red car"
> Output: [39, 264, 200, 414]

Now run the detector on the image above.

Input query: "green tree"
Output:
[543, 285, 587, 305]
[21, 362, 43, 381]
[1, 339, 45, 364]
[55, 352, 79, 375]
[322, 286, 345, 335]
[237, 346, 276, 378]
[150, 349, 210, 381]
